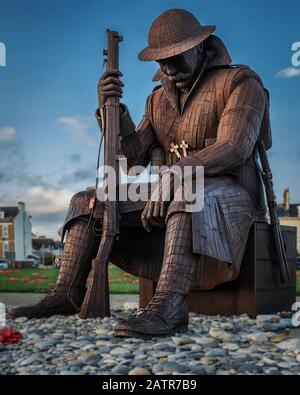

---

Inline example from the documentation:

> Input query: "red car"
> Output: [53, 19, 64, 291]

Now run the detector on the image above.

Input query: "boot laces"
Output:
[142, 291, 174, 316]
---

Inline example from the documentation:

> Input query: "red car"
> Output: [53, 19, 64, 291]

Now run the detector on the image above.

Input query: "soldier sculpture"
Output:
[10, 9, 275, 338]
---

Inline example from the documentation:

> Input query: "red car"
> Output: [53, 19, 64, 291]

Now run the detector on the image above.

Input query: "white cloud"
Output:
[24, 186, 74, 215]
[0, 127, 78, 239]
[57, 116, 98, 147]
[276, 67, 300, 79]
[0, 127, 17, 144]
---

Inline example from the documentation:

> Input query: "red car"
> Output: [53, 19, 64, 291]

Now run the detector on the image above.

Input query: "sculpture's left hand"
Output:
[141, 173, 174, 232]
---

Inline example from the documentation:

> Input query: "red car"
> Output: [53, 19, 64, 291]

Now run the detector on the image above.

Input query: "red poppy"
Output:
[23, 277, 30, 283]
[8, 277, 19, 283]
[31, 273, 43, 279]
[0, 327, 22, 345]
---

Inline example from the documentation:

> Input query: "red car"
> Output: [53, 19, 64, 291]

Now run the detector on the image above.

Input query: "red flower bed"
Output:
[0, 270, 20, 275]
[8, 277, 19, 283]
[31, 273, 43, 279]
[31, 273, 49, 280]
[0, 327, 22, 345]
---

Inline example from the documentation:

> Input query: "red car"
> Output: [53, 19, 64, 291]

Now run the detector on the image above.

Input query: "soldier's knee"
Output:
[70, 189, 95, 208]
[70, 191, 85, 206]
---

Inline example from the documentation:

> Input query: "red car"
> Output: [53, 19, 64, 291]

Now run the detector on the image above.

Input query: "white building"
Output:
[277, 188, 300, 255]
[0, 202, 32, 261]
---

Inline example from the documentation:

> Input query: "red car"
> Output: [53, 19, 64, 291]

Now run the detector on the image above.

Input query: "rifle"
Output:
[257, 139, 291, 283]
[79, 30, 123, 318]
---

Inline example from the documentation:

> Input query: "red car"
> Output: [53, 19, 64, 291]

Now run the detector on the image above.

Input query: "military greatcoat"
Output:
[60, 35, 271, 290]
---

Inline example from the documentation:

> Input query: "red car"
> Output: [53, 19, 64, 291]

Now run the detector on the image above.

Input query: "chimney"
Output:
[283, 188, 290, 211]
[18, 201, 25, 211]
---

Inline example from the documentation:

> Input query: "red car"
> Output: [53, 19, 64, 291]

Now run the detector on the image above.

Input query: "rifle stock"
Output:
[79, 30, 123, 319]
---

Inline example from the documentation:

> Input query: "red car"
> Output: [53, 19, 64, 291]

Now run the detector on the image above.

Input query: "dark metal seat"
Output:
[139, 222, 297, 317]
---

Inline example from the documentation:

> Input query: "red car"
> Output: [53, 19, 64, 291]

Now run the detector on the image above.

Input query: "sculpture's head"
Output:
[139, 9, 216, 90]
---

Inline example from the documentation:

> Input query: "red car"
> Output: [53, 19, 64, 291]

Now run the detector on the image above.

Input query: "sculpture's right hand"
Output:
[97, 70, 124, 110]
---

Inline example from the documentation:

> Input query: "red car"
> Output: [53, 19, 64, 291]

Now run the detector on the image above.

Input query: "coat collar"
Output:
[152, 35, 232, 115]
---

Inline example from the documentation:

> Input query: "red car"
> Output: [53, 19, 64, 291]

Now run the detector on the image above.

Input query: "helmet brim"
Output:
[139, 26, 216, 61]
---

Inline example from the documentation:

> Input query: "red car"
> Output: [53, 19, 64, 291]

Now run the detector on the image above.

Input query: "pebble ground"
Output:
[1, 305, 299, 375]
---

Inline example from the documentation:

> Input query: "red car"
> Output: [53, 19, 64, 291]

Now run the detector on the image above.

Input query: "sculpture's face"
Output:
[157, 43, 204, 91]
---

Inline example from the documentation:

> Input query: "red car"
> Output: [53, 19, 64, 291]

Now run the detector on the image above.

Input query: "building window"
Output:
[2, 224, 8, 239]
[0, 212, 4, 219]
[3, 241, 9, 253]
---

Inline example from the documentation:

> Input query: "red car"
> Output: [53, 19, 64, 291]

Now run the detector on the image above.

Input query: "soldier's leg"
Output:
[110, 210, 164, 283]
[9, 190, 102, 319]
[114, 212, 197, 338]
[8, 189, 159, 319]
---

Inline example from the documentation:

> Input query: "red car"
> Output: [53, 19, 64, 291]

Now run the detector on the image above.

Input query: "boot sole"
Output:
[114, 323, 188, 339]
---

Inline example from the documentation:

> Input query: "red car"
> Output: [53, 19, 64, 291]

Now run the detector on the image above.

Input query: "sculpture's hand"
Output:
[97, 70, 124, 109]
[141, 173, 174, 232]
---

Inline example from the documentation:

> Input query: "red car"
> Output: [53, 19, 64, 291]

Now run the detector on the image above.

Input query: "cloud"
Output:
[58, 167, 94, 185]
[24, 186, 74, 215]
[0, 127, 17, 145]
[23, 186, 76, 239]
[0, 127, 48, 189]
[0, 127, 78, 238]
[57, 116, 98, 147]
[70, 153, 81, 163]
[32, 222, 64, 240]
[0, 127, 26, 184]
[276, 67, 300, 78]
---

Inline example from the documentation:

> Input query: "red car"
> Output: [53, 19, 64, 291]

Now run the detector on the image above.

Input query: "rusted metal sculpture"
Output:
[9, 9, 289, 338]
[79, 30, 123, 319]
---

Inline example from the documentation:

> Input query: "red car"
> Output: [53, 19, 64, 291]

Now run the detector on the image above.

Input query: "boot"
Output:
[114, 213, 197, 338]
[9, 218, 101, 319]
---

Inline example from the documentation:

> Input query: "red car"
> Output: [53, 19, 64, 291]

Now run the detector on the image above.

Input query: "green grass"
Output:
[1, 267, 299, 296]
[0, 265, 139, 294]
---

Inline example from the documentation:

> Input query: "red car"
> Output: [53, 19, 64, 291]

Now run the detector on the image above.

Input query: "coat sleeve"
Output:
[95, 96, 157, 169]
[172, 74, 266, 176]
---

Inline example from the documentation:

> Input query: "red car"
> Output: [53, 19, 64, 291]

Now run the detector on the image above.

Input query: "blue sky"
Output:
[0, 0, 299, 238]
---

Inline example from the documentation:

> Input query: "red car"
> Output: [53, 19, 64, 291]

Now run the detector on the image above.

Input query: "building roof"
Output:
[0, 206, 19, 223]
[32, 237, 62, 250]
[277, 204, 300, 218]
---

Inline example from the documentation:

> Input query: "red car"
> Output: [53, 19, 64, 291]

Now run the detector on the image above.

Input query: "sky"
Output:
[0, 0, 299, 239]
